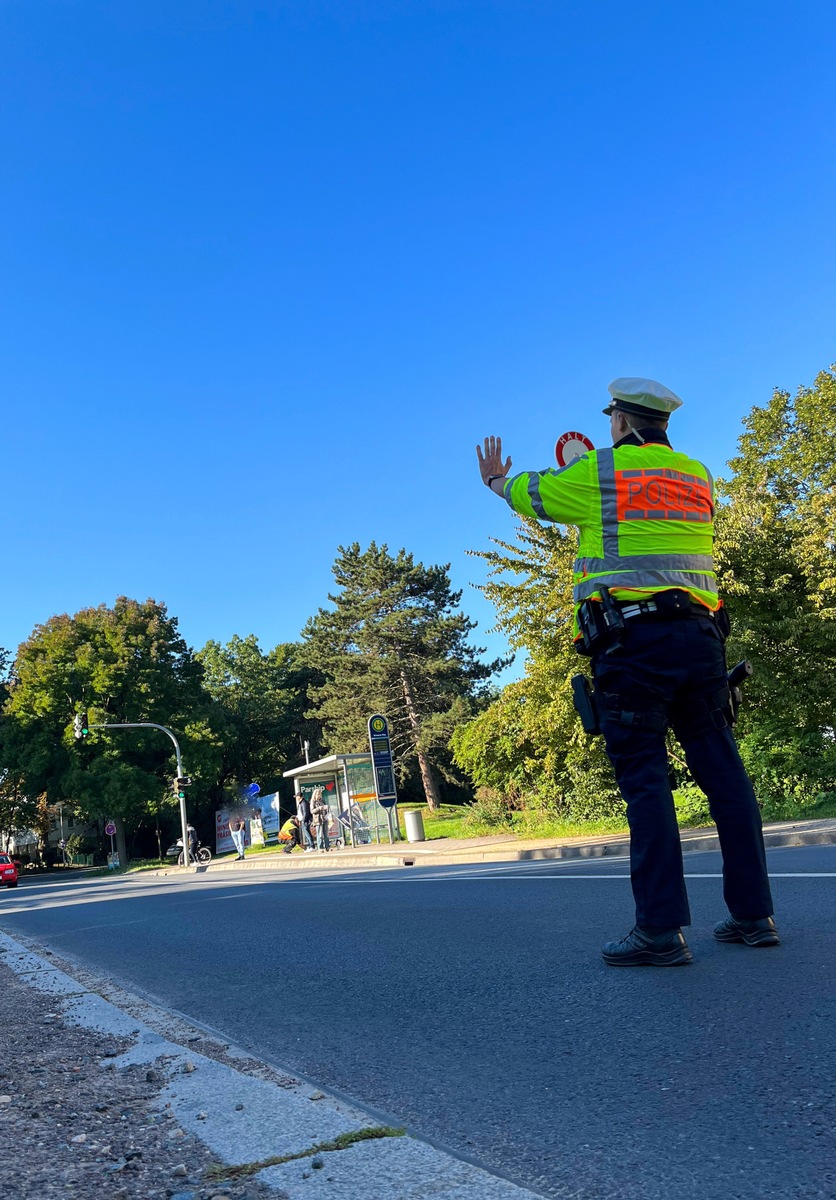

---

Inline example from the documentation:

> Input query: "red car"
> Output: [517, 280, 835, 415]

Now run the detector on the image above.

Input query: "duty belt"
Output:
[616, 597, 711, 621]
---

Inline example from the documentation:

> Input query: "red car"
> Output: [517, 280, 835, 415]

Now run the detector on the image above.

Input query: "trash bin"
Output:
[404, 809, 425, 843]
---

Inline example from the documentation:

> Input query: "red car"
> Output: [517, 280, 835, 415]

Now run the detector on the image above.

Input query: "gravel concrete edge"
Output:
[0, 929, 547, 1200]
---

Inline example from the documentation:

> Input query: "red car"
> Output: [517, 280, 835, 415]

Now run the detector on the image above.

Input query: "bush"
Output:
[673, 785, 712, 827]
[461, 788, 515, 834]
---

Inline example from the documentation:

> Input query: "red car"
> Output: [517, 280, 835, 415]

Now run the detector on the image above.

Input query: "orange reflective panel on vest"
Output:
[615, 468, 713, 524]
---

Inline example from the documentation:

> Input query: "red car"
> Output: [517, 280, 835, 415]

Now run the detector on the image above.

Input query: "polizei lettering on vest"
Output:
[616, 468, 712, 523]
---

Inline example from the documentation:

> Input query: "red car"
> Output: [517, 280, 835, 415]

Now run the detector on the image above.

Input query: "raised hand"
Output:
[476, 436, 512, 486]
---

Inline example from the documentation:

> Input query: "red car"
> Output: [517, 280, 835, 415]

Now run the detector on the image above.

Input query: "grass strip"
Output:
[205, 1125, 406, 1181]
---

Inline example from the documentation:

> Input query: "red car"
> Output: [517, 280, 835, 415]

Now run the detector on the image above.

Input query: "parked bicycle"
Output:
[165, 837, 212, 866]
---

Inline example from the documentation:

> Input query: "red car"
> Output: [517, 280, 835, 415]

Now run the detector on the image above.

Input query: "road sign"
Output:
[105, 821, 116, 836]
[555, 431, 594, 467]
[367, 714, 398, 809]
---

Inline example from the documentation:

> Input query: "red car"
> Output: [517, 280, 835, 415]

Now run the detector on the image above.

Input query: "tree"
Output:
[452, 519, 620, 821]
[714, 367, 836, 810]
[0, 648, 39, 850]
[3, 598, 222, 864]
[302, 543, 504, 811]
[197, 635, 320, 795]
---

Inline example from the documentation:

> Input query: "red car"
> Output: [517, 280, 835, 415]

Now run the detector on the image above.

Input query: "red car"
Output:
[0, 854, 19, 888]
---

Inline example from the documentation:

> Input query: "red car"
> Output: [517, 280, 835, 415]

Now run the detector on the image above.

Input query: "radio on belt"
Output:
[555, 431, 594, 467]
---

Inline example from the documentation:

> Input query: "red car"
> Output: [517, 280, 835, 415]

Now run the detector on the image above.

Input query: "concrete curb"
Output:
[0, 929, 546, 1200]
[151, 818, 836, 877]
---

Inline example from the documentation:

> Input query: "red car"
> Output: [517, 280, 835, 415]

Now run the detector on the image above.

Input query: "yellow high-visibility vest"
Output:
[502, 439, 719, 628]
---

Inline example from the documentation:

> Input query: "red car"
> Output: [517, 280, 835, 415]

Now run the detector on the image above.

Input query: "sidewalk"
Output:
[159, 816, 836, 876]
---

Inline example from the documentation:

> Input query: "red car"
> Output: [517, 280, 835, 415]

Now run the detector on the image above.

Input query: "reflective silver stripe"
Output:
[502, 474, 519, 507]
[503, 461, 582, 519]
[619, 467, 707, 486]
[575, 553, 715, 574]
[596, 449, 619, 556]
[528, 474, 547, 520]
[622, 509, 711, 522]
[573, 571, 717, 602]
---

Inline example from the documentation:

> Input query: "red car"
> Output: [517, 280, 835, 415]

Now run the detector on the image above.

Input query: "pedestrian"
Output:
[229, 815, 246, 861]
[279, 816, 300, 854]
[295, 792, 315, 852]
[478, 378, 778, 966]
[186, 823, 198, 864]
[310, 788, 331, 852]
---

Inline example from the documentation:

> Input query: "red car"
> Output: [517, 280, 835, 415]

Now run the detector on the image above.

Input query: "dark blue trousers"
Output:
[592, 615, 773, 929]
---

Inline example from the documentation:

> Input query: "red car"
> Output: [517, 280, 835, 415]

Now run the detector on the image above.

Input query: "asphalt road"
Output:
[2, 845, 835, 1200]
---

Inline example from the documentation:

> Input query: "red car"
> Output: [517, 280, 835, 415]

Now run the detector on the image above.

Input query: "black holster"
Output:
[571, 674, 600, 735]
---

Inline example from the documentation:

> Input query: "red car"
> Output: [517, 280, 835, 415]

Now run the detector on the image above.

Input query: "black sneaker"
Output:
[714, 915, 780, 947]
[602, 926, 693, 967]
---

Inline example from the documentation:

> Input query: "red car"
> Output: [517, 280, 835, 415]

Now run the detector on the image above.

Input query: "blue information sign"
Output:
[367, 714, 398, 808]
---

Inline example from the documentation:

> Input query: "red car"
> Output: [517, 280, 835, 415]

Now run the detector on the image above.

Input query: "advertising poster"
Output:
[259, 793, 282, 843]
[215, 809, 253, 855]
[300, 779, 340, 841]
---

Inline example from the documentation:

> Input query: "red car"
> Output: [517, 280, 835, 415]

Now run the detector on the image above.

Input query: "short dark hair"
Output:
[624, 411, 668, 431]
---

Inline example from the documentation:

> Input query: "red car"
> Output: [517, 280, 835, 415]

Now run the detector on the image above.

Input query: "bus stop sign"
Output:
[367, 714, 398, 808]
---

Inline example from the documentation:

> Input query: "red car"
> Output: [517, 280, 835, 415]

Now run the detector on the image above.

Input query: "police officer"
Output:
[478, 378, 778, 965]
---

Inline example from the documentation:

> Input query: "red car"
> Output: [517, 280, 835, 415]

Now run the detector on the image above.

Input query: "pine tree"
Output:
[302, 543, 504, 811]
[452, 518, 620, 820]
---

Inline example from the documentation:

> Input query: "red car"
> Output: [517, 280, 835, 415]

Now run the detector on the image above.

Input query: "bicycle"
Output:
[177, 845, 212, 866]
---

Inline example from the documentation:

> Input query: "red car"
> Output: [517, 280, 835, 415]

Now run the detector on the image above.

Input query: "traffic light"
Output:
[73, 711, 89, 740]
[173, 776, 191, 801]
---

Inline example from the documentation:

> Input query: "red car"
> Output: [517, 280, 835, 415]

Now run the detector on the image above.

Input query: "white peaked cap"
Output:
[605, 378, 683, 417]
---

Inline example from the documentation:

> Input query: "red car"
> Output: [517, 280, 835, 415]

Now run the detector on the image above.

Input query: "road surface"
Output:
[2, 844, 834, 1199]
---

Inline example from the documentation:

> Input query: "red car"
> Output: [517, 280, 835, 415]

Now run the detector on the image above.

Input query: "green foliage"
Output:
[302, 543, 505, 809]
[672, 785, 712, 827]
[197, 635, 319, 793]
[3, 598, 222, 839]
[460, 787, 515, 834]
[0, 648, 40, 844]
[715, 367, 836, 809]
[64, 832, 85, 861]
[452, 521, 621, 821]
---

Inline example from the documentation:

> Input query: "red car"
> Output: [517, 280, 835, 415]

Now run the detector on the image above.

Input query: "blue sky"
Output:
[2, 1, 834, 681]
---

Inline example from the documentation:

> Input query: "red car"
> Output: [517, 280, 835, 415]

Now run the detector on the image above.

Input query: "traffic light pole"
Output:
[89, 722, 192, 867]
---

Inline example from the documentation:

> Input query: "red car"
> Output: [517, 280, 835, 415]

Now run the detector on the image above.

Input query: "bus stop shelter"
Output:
[283, 753, 398, 844]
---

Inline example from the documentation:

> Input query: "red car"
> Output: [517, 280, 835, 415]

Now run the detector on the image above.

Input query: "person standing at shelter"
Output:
[295, 791, 315, 852]
[477, 378, 778, 966]
[310, 787, 331, 853]
[229, 815, 246, 861]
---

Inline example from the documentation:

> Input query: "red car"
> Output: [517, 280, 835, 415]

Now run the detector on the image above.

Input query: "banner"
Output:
[215, 809, 254, 855]
[259, 793, 282, 842]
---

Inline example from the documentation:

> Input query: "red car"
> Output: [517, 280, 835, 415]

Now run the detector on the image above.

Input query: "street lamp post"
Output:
[88, 722, 192, 867]
[56, 803, 66, 867]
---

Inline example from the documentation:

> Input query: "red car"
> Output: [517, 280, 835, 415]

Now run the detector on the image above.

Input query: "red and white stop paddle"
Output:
[555, 431, 594, 467]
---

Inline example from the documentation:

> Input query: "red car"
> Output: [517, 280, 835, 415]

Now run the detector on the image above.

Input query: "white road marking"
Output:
[262, 870, 836, 885]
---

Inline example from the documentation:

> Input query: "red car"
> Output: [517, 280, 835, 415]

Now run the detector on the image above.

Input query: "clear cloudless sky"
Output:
[2, 1, 835, 681]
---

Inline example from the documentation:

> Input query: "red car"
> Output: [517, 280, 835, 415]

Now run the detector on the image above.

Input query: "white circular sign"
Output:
[555, 431, 594, 467]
